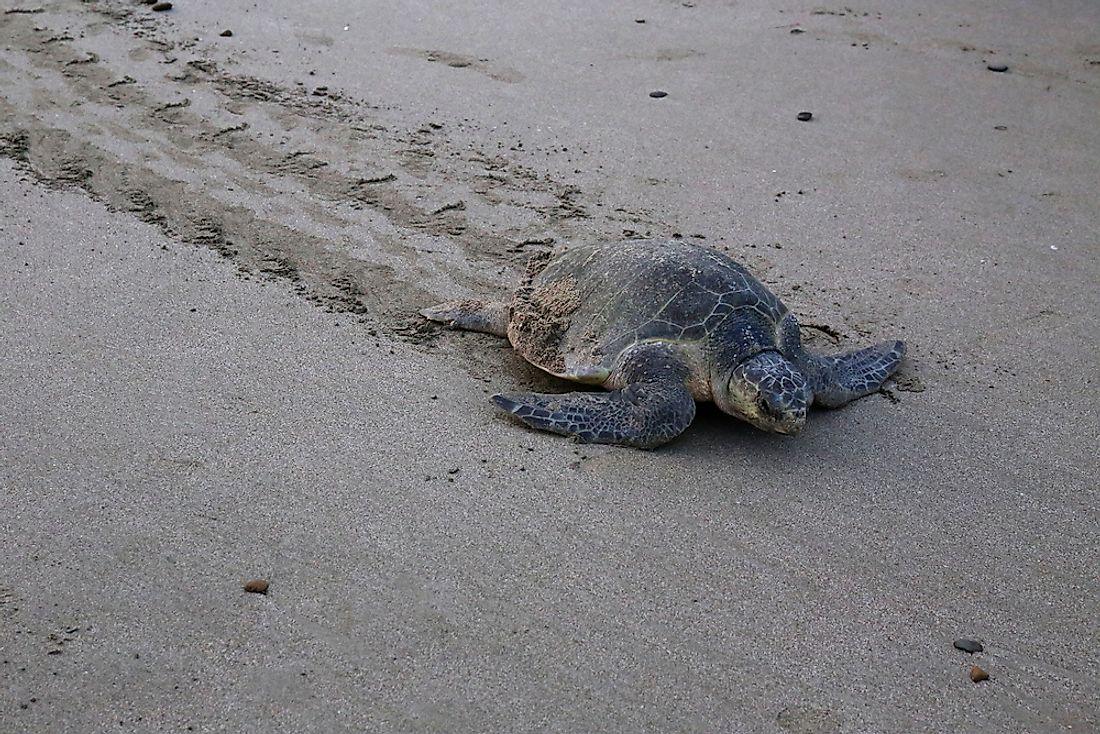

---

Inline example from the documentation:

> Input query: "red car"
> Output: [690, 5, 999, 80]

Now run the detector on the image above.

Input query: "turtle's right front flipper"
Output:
[492, 343, 696, 449]
[492, 381, 695, 449]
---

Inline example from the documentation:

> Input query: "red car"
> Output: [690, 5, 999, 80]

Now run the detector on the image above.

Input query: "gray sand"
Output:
[1, 1, 1097, 732]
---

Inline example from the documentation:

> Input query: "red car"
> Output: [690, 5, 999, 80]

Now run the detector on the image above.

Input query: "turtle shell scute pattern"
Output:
[509, 239, 788, 379]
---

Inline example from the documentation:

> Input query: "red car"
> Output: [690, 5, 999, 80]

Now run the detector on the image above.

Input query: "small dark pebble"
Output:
[987, 63, 1008, 72]
[151, 1, 172, 10]
[790, 28, 805, 34]
[954, 638, 984, 653]
[219, 29, 233, 37]
[649, 90, 668, 98]
[796, 111, 813, 121]
[993, 125, 1007, 131]
[635, 18, 646, 24]
[970, 665, 990, 683]
[243, 579, 269, 594]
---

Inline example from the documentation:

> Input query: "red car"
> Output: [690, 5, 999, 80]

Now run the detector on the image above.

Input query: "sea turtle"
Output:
[422, 238, 904, 448]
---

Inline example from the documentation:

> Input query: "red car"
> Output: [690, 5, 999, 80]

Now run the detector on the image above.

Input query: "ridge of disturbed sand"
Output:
[0, 2, 605, 346]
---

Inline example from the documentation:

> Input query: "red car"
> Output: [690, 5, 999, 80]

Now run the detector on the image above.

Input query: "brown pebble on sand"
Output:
[151, 2, 172, 11]
[970, 666, 990, 683]
[243, 578, 269, 594]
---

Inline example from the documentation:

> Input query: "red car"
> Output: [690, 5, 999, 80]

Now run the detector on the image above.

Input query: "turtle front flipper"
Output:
[420, 299, 510, 337]
[492, 344, 697, 449]
[492, 383, 696, 449]
[798, 340, 905, 408]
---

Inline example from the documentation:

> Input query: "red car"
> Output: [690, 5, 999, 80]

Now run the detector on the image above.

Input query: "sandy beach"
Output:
[1, 1, 1097, 731]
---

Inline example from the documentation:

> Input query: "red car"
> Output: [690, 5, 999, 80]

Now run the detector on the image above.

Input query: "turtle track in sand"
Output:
[0, 1, 600, 347]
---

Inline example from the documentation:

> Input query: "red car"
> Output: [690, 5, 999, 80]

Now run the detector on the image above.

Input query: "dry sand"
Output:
[1, 1, 1097, 731]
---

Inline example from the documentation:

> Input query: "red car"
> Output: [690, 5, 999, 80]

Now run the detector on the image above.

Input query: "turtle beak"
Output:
[769, 409, 806, 436]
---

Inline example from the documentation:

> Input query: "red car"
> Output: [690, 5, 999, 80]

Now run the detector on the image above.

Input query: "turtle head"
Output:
[715, 351, 810, 435]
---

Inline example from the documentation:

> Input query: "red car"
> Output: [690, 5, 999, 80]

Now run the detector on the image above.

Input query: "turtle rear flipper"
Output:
[492, 343, 696, 449]
[800, 340, 905, 408]
[421, 299, 510, 337]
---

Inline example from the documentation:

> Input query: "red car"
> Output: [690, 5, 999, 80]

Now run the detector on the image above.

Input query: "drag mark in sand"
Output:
[0, 2, 586, 344]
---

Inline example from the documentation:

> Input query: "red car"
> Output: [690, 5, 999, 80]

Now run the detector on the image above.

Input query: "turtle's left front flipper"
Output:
[491, 343, 696, 449]
[798, 340, 906, 408]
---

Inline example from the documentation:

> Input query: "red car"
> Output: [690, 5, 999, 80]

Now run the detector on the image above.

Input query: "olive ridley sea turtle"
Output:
[422, 238, 905, 448]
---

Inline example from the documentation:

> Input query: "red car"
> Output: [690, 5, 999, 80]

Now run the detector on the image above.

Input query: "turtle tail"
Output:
[797, 340, 905, 408]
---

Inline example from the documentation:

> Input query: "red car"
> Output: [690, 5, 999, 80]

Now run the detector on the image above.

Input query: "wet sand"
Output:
[1, 1, 1097, 731]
